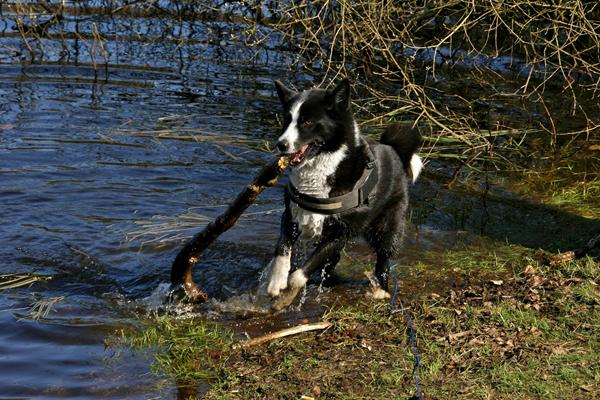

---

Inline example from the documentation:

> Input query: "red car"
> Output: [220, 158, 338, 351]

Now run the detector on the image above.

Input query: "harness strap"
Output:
[286, 142, 379, 215]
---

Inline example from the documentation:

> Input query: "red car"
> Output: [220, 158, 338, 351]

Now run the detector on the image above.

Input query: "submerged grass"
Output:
[27, 295, 65, 321]
[120, 314, 234, 386]
[0, 273, 49, 291]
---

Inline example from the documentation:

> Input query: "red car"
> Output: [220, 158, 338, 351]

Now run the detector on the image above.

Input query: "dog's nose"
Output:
[276, 140, 289, 153]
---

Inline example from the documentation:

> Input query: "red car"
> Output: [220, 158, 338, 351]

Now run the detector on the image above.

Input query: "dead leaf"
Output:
[437, 329, 477, 343]
[549, 251, 576, 265]
[551, 345, 569, 355]
[468, 337, 484, 346]
[524, 264, 536, 275]
[589, 145, 600, 151]
[312, 385, 321, 397]
[0, 124, 14, 130]
[530, 275, 545, 287]
[490, 279, 503, 286]
[580, 384, 594, 392]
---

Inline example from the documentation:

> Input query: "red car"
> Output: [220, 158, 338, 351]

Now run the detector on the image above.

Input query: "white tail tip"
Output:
[410, 154, 423, 183]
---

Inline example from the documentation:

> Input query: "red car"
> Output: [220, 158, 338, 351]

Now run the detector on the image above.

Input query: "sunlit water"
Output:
[0, 6, 299, 398]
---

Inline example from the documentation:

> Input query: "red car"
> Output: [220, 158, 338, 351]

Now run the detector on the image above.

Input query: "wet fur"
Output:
[266, 79, 422, 309]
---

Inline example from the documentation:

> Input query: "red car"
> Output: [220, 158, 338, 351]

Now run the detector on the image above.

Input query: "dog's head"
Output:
[274, 79, 355, 167]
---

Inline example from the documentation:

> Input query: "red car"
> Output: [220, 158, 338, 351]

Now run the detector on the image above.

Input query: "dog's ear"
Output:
[274, 80, 295, 104]
[326, 78, 350, 111]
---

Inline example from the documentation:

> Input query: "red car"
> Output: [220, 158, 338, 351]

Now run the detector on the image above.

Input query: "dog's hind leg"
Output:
[367, 210, 406, 299]
[370, 252, 392, 299]
[266, 210, 300, 297]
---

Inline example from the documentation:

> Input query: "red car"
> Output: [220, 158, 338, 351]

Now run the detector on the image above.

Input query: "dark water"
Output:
[1, 3, 598, 399]
[0, 6, 298, 398]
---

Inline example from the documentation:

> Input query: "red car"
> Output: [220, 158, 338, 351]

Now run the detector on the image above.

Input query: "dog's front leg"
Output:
[266, 210, 299, 297]
[272, 235, 347, 311]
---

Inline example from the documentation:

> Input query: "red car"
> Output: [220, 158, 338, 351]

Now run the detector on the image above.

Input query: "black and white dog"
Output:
[265, 78, 422, 310]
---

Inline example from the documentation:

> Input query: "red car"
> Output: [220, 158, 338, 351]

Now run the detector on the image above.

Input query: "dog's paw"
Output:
[271, 270, 308, 311]
[363, 270, 391, 300]
[265, 255, 292, 297]
[267, 275, 288, 297]
[365, 287, 391, 300]
[271, 285, 303, 311]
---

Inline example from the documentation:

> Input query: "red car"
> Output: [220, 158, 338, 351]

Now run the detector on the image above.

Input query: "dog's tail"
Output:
[380, 123, 423, 183]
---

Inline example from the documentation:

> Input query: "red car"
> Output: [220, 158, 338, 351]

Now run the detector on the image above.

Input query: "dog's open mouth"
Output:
[289, 144, 311, 166]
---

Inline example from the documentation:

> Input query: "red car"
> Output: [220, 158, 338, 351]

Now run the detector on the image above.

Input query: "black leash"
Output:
[390, 261, 423, 400]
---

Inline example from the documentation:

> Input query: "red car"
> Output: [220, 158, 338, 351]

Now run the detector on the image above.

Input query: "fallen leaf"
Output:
[530, 275, 545, 287]
[312, 386, 321, 397]
[438, 329, 477, 343]
[490, 279, 504, 286]
[524, 264, 536, 275]
[551, 345, 569, 355]
[589, 145, 600, 151]
[0, 124, 14, 130]
[580, 384, 594, 392]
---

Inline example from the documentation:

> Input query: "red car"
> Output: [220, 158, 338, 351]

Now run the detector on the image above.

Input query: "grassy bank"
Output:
[207, 258, 599, 399]
[116, 247, 599, 399]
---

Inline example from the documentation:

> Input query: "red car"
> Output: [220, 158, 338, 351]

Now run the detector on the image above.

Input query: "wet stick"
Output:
[170, 156, 289, 302]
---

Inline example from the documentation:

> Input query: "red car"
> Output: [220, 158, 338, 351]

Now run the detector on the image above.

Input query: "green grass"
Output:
[113, 249, 599, 400]
[545, 179, 600, 219]
[119, 313, 234, 386]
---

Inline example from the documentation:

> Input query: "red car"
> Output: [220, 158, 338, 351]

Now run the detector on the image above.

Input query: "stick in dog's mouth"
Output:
[289, 144, 311, 166]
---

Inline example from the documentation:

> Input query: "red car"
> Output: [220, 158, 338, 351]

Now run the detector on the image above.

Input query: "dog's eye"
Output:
[302, 120, 315, 127]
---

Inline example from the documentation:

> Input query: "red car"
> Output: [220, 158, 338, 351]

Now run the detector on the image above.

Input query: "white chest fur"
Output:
[288, 146, 347, 238]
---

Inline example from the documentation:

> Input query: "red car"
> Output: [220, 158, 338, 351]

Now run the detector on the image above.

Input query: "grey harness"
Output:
[286, 143, 379, 215]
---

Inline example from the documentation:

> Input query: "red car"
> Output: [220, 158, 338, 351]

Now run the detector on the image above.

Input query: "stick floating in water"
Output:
[170, 155, 290, 302]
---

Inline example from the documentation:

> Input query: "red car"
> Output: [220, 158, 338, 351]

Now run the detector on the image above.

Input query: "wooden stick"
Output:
[237, 321, 333, 348]
[170, 156, 289, 302]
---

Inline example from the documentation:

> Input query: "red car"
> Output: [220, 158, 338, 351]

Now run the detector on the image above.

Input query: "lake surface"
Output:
[1, 3, 598, 399]
[0, 5, 298, 398]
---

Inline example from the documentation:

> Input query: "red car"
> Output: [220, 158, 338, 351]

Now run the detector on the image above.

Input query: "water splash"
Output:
[141, 280, 276, 317]
[315, 268, 330, 302]
[141, 283, 195, 317]
[294, 285, 308, 311]
[210, 291, 272, 315]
